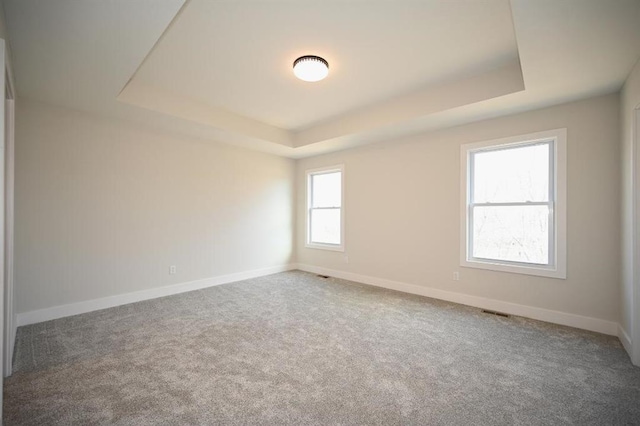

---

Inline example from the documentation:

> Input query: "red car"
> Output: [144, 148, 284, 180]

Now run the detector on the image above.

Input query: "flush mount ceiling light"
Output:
[293, 55, 329, 82]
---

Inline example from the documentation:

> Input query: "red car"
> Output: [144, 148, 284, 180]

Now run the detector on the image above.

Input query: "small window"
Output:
[461, 129, 566, 278]
[306, 165, 344, 251]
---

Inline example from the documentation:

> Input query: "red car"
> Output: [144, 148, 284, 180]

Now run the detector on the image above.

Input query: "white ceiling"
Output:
[3, 0, 640, 158]
[132, 0, 518, 130]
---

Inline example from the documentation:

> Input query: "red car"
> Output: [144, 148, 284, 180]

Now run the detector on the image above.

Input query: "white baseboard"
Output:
[16, 263, 624, 341]
[17, 264, 296, 327]
[618, 324, 633, 357]
[295, 264, 619, 336]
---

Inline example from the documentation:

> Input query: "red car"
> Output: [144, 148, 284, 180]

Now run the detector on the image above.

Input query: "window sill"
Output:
[305, 242, 345, 252]
[461, 258, 566, 279]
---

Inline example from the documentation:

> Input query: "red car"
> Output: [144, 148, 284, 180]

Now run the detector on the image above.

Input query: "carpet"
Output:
[4, 271, 640, 425]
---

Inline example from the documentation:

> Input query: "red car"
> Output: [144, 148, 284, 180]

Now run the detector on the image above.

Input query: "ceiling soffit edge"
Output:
[119, 58, 524, 150]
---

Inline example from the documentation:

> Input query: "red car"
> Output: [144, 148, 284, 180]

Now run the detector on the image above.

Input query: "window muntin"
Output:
[461, 129, 566, 279]
[306, 166, 344, 251]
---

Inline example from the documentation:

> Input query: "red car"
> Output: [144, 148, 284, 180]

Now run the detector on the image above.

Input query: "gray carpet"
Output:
[4, 271, 640, 425]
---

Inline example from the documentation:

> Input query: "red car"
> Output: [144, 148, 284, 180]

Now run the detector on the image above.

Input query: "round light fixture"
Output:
[293, 55, 329, 82]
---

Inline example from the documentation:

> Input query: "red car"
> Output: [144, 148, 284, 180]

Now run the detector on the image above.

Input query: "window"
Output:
[306, 165, 344, 251]
[460, 129, 566, 278]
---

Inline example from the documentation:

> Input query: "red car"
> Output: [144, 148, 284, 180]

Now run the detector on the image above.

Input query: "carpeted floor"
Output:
[4, 271, 640, 425]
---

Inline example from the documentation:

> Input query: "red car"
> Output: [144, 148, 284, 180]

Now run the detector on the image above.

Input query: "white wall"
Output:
[13, 91, 626, 340]
[15, 100, 295, 314]
[297, 94, 621, 328]
[621, 57, 640, 363]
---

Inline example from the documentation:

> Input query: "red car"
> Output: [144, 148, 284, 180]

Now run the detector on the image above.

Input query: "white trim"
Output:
[295, 264, 618, 336]
[305, 164, 345, 252]
[16, 264, 296, 327]
[0, 38, 5, 418]
[460, 129, 567, 279]
[3, 98, 14, 377]
[619, 324, 633, 358]
[305, 241, 345, 252]
[633, 107, 640, 366]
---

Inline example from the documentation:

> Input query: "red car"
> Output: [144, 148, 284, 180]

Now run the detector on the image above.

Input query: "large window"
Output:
[461, 129, 566, 278]
[306, 165, 344, 251]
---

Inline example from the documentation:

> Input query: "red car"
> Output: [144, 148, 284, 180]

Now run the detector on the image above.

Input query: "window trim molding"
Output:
[305, 164, 345, 252]
[460, 129, 567, 279]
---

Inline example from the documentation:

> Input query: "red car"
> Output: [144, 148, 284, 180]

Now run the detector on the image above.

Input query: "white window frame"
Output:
[460, 129, 567, 279]
[306, 165, 345, 252]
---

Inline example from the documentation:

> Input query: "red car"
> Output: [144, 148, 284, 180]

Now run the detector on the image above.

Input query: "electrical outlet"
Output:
[453, 271, 459, 281]
[169, 265, 177, 275]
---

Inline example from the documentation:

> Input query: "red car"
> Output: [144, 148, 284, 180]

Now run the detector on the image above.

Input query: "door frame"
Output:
[3, 88, 14, 377]
[2, 36, 14, 379]
[634, 106, 640, 366]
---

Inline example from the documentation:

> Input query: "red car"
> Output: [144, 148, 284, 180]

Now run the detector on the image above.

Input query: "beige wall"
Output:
[15, 100, 295, 313]
[297, 94, 620, 323]
[621, 57, 640, 360]
[13, 92, 625, 331]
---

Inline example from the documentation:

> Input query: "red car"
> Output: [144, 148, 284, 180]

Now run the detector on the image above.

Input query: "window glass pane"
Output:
[310, 208, 341, 245]
[312, 172, 341, 208]
[473, 142, 549, 203]
[472, 205, 549, 265]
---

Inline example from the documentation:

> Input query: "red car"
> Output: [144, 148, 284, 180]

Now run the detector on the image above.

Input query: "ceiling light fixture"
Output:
[293, 55, 329, 82]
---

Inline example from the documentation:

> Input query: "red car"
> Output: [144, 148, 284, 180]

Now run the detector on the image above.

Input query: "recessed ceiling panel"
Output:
[125, 0, 518, 131]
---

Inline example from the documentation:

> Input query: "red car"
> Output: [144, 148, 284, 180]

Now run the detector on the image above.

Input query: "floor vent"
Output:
[482, 309, 510, 318]
[317, 275, 330, 279]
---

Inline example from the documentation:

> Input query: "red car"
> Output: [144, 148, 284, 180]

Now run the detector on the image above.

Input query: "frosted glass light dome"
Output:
[293, 55, 329, 82]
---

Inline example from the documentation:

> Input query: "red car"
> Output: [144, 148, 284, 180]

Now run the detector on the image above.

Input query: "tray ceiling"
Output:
[4, 0, 640, 157]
